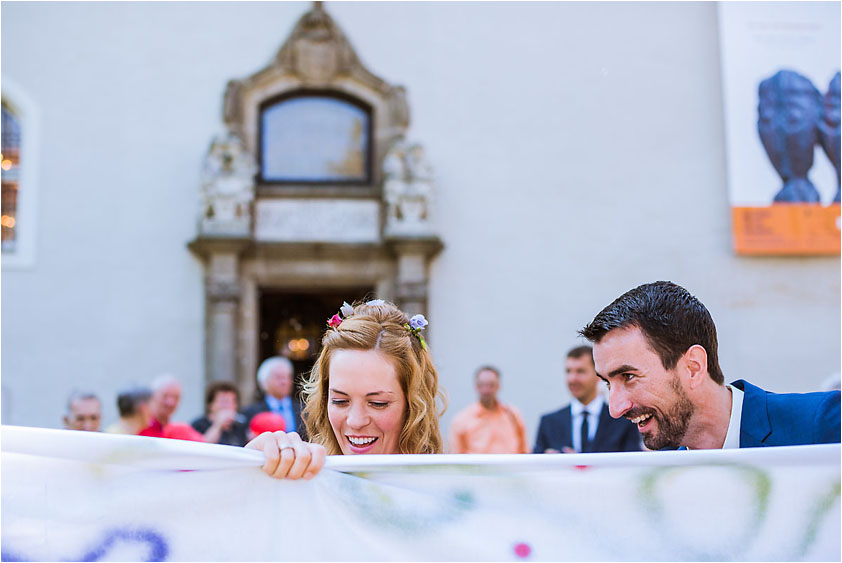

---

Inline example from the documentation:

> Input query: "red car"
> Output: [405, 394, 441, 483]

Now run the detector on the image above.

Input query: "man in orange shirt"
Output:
[449, 366, 528, 454]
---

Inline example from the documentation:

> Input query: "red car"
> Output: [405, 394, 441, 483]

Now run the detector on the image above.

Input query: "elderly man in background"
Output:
[449, 366, 529, 454]
[62, 391, 102, 432]
[139, 374, 205, 442]
[241, 356, 306, 440]
[105, 386, 152, 434]
[192, 381, 249, 446]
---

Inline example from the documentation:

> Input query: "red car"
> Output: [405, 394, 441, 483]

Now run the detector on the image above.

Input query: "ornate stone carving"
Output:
[223, 2, 410, 140]
[383, 140, 435, 237]
[191, 3, 443, 393]
[199, 131, 256, 237]
[273, 3, 359, 86]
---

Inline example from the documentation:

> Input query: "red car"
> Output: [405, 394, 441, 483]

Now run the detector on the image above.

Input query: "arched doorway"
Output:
[188, 3, 443, 401]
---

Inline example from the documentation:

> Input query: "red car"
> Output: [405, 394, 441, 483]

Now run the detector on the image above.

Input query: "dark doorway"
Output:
[257, 287, 375, 401]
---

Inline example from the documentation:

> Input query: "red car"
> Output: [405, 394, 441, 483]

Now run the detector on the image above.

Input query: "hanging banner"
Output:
[1, 426, 839, 562]
[718, 2, 841, 255]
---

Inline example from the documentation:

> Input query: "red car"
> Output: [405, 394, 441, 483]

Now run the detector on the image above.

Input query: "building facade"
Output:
[2, 2, 839, 445]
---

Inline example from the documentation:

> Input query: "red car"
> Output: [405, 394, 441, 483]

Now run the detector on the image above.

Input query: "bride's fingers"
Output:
[271, 431, 297, 479]
[303, 444, 326, 480]
[286, 433, 313, 480]
[260, 431, 283, 476]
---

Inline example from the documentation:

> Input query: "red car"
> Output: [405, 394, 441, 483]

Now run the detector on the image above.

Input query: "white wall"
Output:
[1, 2, 838, 444]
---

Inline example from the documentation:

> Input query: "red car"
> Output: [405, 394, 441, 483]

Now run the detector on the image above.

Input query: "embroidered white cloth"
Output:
[1, 425, 839, 561]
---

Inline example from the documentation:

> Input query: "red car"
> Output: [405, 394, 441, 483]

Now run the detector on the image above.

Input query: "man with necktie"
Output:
[534, 346, 642, 453]
[241, 356, 307, 440]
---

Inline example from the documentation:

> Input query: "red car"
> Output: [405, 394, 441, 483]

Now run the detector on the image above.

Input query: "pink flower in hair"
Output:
[327, 314, 342, 329]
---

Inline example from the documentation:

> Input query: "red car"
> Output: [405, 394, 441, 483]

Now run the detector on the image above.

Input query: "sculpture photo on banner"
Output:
[719, 2, 841, 255]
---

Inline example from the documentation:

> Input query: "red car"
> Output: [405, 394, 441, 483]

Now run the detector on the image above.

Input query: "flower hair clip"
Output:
[404, 314, 429, 350]
[327, 301, 355, 330]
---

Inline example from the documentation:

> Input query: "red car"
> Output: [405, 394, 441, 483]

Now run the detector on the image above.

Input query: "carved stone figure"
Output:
[382, 141, 407, 229]
[199, 131, 257, 236]
[383, 141, 434, 236]
[757, 70, 823, 203]
[818, 72, 841, 203]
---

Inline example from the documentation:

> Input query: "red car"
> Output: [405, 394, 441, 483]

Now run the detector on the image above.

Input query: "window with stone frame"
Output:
[259, 92, 372, 184]
[1, 102, 21, 253]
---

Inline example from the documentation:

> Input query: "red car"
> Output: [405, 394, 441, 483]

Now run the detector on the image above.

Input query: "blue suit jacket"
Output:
[533, 403, 642, 453]
[241, 397, 307, 441]
[732, 379, 841, 447]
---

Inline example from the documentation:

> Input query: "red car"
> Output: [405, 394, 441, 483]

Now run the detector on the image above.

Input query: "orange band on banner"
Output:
[731, 204, 841, 255]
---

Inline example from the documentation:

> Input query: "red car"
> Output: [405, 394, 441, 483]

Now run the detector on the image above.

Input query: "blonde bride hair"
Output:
[303, 300, 446, 455]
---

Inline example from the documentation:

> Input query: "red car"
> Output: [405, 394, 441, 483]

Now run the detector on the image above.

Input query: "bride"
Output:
[245, 299, 446, 479]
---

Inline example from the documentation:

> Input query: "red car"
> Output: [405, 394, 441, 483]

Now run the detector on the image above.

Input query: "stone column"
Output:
[387, 237, 444, 319]
[205, 252, 242, 384]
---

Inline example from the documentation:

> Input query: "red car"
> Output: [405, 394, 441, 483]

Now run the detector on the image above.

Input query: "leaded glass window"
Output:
[1, 103, 20, 252]
[260, 93, 371, 183]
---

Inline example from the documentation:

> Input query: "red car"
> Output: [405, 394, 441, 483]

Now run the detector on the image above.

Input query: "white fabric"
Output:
[1, 425, 839, 561]
[722, 384, 745, 449]
[571, 395, 603, 452]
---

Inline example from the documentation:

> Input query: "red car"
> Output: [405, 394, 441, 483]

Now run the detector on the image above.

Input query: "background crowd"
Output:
[63, 357, 300, 448]
[62, 344, 668, 454]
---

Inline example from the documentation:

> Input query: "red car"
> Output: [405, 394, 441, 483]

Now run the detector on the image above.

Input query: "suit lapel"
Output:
[592, 404, 613, 449]
[732, 379, 771, 447]
[562, 406, 573, 449]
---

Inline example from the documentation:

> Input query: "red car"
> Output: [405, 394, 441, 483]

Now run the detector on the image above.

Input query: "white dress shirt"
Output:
[721, 385, 744, 449]
[571, 395, 604, 453]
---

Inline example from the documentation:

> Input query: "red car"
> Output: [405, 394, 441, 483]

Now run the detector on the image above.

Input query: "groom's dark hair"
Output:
[579, 281, 724, 385]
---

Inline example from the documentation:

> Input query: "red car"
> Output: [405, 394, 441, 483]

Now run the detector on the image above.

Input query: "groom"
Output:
[579, 281, 840, 450]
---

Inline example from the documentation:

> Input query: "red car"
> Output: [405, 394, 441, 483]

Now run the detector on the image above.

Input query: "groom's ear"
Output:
[682, 345, 709, 390]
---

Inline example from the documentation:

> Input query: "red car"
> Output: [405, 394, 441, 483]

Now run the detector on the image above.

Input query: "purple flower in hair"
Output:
[409, 314, 428, 331]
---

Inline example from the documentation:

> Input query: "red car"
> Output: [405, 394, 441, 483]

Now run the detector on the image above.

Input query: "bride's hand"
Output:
[245, 431, 326, 480]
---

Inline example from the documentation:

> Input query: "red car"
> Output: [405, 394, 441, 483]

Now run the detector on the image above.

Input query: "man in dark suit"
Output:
[579, 281, 841, 450]
[534, 346, 642, 453]
[241, 356, 307, 441]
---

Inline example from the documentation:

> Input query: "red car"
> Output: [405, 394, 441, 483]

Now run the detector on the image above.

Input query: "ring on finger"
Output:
[279, 444, 295, 451]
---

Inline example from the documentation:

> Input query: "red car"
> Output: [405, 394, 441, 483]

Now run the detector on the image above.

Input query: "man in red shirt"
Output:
[139, 374, 204, 442]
